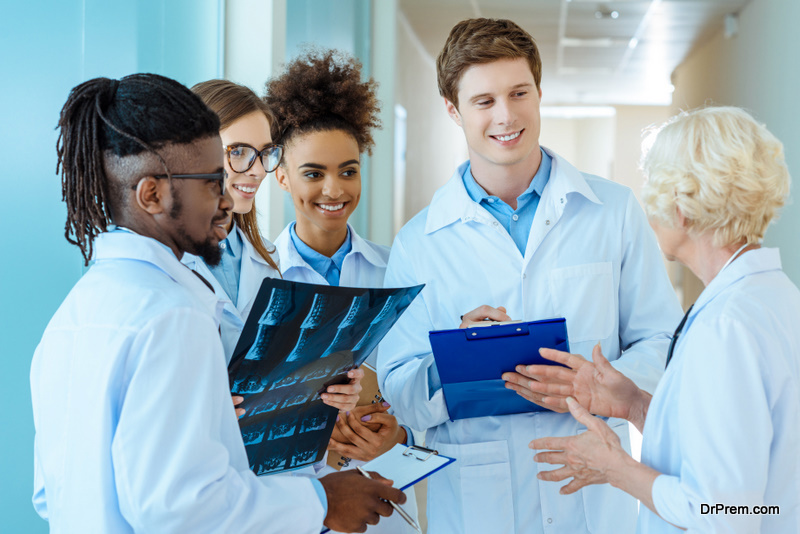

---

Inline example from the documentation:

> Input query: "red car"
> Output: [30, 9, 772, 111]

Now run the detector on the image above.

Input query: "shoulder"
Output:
[394, 206, 432, 245]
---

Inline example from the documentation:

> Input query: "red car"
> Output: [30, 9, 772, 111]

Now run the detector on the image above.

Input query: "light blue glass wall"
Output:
[0, 1, 222, 531]
[281, 0, 373, 236]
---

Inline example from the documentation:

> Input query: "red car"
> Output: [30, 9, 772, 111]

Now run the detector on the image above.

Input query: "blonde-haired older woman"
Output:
[506, 107, 800, 533]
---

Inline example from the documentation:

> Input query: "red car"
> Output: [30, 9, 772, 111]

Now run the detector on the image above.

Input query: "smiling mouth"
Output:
[316, 202, 346, 212]
[491, 130, 523, 142]
[232, 184, 258, 194]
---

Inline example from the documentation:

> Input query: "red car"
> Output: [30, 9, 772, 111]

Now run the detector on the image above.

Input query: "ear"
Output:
[444, 98, 462, 127]
[675, 205, 687, 229]
[134, 176, 167, 214]
[275, 165, 291, 193]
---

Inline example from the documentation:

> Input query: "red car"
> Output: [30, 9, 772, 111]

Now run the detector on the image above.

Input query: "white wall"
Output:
[671, 0, 800, 289]
[396, 11, 467, 226]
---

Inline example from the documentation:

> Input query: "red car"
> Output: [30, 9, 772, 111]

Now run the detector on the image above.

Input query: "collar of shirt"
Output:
[424, 146, 601, 235]
[462, 148, 550, 209]
[277, 222, 386, 275]
[94, 229, 223, 318]
[684, 247, 782, 328]
[289, 222, 352, 285]
[218, 222, 243, 258]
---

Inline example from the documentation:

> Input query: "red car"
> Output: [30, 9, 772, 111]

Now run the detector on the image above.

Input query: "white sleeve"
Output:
[111, 308, 325, 534]
[651, 316, 771, 532]
[611, 191, 683, 393]
[377, 236, 450, 433]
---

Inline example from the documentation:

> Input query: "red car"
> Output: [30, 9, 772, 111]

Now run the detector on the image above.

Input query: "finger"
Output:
[231, 395, 244, 406]
[327, 383, 362, 395]
[540, 396, 569, 412]
[518, 364, 575, 384]
[504, 382, 551, 407]
[235, 408, 246, 417]
[353, 402, 391, 418]
[533, 450, 569, 466]
[459, 304, 511, 326]
[362, 412, 397, 428]
[538, 348, 587, 370]
[327, 438, 361, 458]
[560, 478, 591, 495]
[505, 375, 573, 397]
[537, 465, 576, 482]
[591, 342, 613, 371]
[530, 436, 569, 451]
[321, 396, 359, 411]
[374, 499, 394, 519]
[348, 367, 365, 380]
[346, 412, 381, 442]
[376, 484, 406, 505]
[501, 371, 528, 386]
[565, 396, 601, 430]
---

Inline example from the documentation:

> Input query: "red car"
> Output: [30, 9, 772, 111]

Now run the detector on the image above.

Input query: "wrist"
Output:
[629, 389, 651, 431]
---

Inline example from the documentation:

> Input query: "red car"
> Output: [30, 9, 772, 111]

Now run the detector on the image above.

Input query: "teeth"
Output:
[496, 132, 521, 142]
[318, 203, 344, 211]
[233, 184, 257, 193]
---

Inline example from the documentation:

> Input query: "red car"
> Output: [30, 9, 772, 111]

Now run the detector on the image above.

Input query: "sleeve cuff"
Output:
[400, 424, 414, 447]
[310, 478, 328, 516]
[651, 474, 689, 528]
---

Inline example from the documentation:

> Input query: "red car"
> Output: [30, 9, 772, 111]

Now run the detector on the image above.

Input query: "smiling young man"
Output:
[377, 18, 683, 534]
[30, 73, 404, 534]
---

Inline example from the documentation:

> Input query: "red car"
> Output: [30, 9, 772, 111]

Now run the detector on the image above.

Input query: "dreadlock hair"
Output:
[192, 79, 280, 273]
[56, 73, 220, 264]
[264, 49, 381, 156]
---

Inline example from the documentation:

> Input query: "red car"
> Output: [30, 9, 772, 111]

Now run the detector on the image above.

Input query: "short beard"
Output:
[169, 183, 223, 267]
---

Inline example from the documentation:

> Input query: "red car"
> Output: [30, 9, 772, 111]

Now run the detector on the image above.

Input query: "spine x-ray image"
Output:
[228, 279, 424, 474]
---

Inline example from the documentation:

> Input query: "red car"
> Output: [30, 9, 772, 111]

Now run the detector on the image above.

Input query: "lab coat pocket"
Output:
[431, 440, 514, 534]
[549, 262, 614, 343]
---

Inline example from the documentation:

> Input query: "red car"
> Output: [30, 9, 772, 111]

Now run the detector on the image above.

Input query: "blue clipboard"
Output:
[429, 318, 570, 420]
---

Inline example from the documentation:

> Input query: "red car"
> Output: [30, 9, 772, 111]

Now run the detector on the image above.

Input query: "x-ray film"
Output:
[228, 278, 424, 475]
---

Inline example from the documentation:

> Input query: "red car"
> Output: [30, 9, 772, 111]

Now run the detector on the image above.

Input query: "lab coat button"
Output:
[545, 220, 551, 225]
[547, 518, 553, 524]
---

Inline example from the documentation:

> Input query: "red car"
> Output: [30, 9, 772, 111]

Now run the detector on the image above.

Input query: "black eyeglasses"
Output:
[154, 171, 228, 195]
[225, 143, 283, 173]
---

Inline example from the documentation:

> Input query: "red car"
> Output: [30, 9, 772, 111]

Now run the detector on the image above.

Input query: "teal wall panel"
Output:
[0, 1, 222, 531]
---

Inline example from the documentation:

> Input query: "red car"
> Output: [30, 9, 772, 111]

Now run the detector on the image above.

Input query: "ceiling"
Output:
[399, 0, 750, 106]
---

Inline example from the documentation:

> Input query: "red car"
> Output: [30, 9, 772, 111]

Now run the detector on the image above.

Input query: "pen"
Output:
[355, 466, 422, 533]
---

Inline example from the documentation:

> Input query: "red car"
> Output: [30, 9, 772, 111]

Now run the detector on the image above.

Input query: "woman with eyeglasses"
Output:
[184, 80, 363, 415]
[506, 107, 800, 533]
[265, 50, 419, 534]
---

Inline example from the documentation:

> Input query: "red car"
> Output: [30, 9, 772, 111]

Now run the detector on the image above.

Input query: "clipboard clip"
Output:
[402, 445, 439, 462]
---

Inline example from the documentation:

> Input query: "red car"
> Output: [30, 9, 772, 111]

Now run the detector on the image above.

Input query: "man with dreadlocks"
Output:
[30, 73, 405, 533]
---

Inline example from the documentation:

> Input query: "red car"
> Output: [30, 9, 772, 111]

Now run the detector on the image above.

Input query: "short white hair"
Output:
[641, 106, 790, 247]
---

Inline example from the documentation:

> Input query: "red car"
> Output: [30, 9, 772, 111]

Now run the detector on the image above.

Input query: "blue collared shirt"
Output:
[289, 222, 352, 286]
[209, 224, 244, 303]
[462, 148, 551, 255]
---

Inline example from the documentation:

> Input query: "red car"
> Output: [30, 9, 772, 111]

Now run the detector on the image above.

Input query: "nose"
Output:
[494, 97, 514, 125]
[321, 175, 344, 199]
[247, 155, 267, 180]
[220, 183, 234, 211]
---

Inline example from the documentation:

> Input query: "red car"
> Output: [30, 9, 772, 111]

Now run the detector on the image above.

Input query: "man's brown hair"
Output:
[436, 18, 542, 108]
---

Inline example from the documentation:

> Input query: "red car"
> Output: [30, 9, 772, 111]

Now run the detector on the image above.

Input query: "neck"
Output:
[114, 213, 183, 260]
[295, 221, 347, 258]
[681, 236, 757, 286]
[468, 145, 542, 209]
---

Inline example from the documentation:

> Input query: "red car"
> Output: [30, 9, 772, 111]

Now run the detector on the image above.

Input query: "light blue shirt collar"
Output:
[462, 148, 550, 205]
[289, 222, 352, 286]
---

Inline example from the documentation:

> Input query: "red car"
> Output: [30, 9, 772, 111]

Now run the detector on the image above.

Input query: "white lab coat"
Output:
[31, 230, 324, 533]
[182, 225, 281, 364]
[640, 248, 800, 533]
[275, 222, 420, 534]
[378, 150, 683, 534]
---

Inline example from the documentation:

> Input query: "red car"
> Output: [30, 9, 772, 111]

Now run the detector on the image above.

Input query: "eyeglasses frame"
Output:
[224, 143, 283, 174]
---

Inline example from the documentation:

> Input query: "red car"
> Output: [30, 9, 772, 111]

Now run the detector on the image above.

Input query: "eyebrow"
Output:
[298, 160, 360, 170]
[469, 83, 534, 102]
